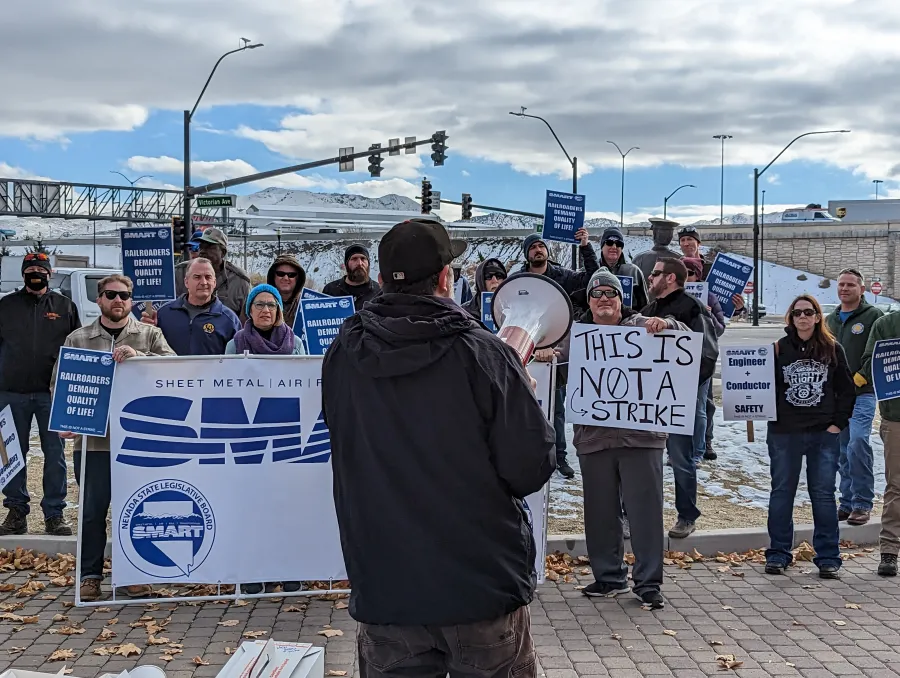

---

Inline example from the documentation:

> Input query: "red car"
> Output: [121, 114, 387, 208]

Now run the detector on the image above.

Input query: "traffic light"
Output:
[421, 178, 433, 214]
[461, 193, 473, 220]
[367, 143, 382, 177]
[431, 131, 448, 166]
[172, 217, 188, 253]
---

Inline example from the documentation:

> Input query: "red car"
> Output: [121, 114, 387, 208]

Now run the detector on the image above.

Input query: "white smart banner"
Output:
[721, 344, 777, 421]
[565, 323, 702, 434]
[109, 355, 555, 588]
[109, 356, 346, 587]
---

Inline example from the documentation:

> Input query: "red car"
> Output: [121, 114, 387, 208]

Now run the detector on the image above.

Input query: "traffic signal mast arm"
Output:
[439, 197, 543, 219]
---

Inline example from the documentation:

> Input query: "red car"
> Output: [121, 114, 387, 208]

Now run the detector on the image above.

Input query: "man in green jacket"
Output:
[858, 309, 900, 577]
[826, 268, 883, 526]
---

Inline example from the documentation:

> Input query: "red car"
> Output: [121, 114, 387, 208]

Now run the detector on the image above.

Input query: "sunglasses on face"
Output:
[678, 227, 699, 238]
[589, 288, 619, 299]
[791, 308, 817, 318]
[274, 270, 298, 279]
[101, 290, 132, 301]
[252, 301, 278, 311]
[649, 270, 665, 278]
[687, 271, 698, 278]
[485, 273, 506, 281]
[603, 239, 624, 248]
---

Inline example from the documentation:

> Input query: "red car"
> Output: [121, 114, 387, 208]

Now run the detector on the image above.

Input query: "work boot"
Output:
[847, 510, 871, 526]
[838, 508, 851, 522]
[0, 508, 27, 536]
[703, 440, 717, 461]
[878, 553, 898, 577]
[819, 566, 841, 580]
[582, 581, 630, 598]
[638, 590, 665, 610]
[80, 579, 102, 602]
[45, 515, 73, 536]
[556, 455, 575, 479]
[668, 518, 696, 539]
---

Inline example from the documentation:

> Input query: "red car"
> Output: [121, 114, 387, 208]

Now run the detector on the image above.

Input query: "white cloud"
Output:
[345, 178, 419, 199]
[766, 174, 781, 185]
[461, 170, 470, 177]
[0, 162, 53, 181]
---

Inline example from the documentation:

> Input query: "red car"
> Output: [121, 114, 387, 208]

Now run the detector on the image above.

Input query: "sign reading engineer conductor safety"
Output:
[300, 296, 355, 356]
[720, 344, 777, 421]
[120, 226, 176, 303]
[49, 347, 117, 437]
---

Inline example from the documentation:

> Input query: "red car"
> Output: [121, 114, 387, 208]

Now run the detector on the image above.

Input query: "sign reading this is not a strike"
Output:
[121, 226, 176, 303]
[542, 190, 586, 244]
[49, 347, 117, 437]
[300, 296, 355, 356]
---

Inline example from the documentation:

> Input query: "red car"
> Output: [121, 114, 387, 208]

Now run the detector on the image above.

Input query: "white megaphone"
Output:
[491, 272, 574, 365]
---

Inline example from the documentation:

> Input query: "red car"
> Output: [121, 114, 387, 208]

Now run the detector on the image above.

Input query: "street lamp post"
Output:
[184, 39, 263, 255]
[874, 179, 884, 199]
[509, 108, 579, 269]
[663, 184, 696, 219]
[110, 171, 154, 228]
[752, 129, 850, 325]
[607, 141, 639, 229]
[760, 189, 766, 304]
[712, 135, 733, 225]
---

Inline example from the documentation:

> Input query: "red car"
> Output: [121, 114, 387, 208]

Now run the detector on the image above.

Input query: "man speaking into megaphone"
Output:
[322, 219, 556, 678]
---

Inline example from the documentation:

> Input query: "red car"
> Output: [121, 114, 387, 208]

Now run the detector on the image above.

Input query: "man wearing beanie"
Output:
[522, 226, 598, 479]
[594, 227, 649, 311]
[463, 257, 507, 320]
[553, 268, 689, 610]
[0, 252, 81, 537]
[323, 243, 381, 309]
[677, 225, 712, 279]
[323, 219, 554, 675]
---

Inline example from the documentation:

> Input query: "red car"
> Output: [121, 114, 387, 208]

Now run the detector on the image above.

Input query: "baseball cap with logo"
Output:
[379, 219, 467, 284]
[198, 227, 228, 251]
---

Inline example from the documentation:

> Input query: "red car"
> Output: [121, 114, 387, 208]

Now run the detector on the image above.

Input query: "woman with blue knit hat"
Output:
[225, 284, 306, 356]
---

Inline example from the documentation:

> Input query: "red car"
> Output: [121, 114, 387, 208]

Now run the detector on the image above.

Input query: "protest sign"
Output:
[49, 347, 116, 436]
[685, 282, 707, 304]
[542, 190, 586, 244]
[872, 338, 900, 402]
[121, 226, 176, 302]
[132, 300, 165, 321]
[566, 323, 702, 434]
[481, 292, 497, 332]
[301, 288, 329, 299]
[0, 406, 25, 494]
[706, 253, 753, 318]
[300, 296, 355, 356]
[721, 345, 777, 420]
[617, 276, 634, 308]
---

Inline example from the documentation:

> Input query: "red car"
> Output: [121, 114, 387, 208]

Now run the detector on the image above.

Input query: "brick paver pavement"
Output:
[0, 551, 897, 678]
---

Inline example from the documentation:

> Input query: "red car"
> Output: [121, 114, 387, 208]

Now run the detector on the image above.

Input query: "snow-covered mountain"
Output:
[236, 188, 419, 212]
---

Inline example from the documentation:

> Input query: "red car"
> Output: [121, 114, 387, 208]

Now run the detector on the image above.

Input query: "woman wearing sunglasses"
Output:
[766, 295, 855, 579]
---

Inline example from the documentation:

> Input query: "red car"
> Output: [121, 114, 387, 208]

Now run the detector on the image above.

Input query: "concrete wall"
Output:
[624, 221, 900, 298]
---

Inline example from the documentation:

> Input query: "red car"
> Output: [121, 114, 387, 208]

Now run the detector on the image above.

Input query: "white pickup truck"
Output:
[49, 267, 121, 323]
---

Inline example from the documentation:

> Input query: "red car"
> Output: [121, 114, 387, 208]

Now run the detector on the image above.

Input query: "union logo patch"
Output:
[202, 323, 215, 334]
[851, 322, 865, 335]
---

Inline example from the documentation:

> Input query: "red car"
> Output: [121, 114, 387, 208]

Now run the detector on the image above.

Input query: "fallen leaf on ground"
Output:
[335, 601, 348, 609]
[145, 603, 160, 611]
[545, 570, 559, 582]
[573, 585, 585, 591]
[225, 647, 233, 655]
[786, 663, 796, 668]
[663, 630, 677, 637]
[40, 595, 57, 601]
[284, 605, 304, 612]
[709, 640, 724, 646]
[168, 643, 184, 649]
[0, 602, 24, 612]
[833, 620, 847, 627]
[20, 615, 38, 624]
[11, 625, 24, 632]
[160, 655, 174, 662]
[7, 647, 26, 654]
[49, 576, 73, 587]
[16, 580, 46, 597]
[55, 626, 85, 635]
[139, 615, 153, 621]
[218, 619, 240, 626]
[717, 566, 730, 573]
[318, 629, 343, 638]
[193, 656, 210, 666]
[0, 584, 14, 592]
[114, 643, 142, 657]
[147, 635, 170, 645]
[93, 647, 113, 657]
[243, 631, 267, 639]
[792, 620, 803, 626]
[96, 607, 111, 613]
[327, 671, 347, 676]
[0, 612, 24, 622]
[61, 667, 73, 675]
[845, 603, 861, 610]
[610, 633, 621, 640]
[233, 599, 249, 607]
[716, 654, 743, 670]
[107, 617, 118, 626]
[96, 627, 117, 641]
[129, 621, 145, 628]
[721, 606, 733, 611]
[48, 649, 77, 662]
[52, 614, 68, 622]
[731, 571, 745, 578]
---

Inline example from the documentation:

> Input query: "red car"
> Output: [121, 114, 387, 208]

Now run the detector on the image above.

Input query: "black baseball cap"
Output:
[379, 219, 467, 284]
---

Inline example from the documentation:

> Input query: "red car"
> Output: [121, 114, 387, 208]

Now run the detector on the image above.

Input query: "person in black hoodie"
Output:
[766, 294, 855, 580]
[0, 253, 80, 536]
[323, 219, 555, 678]
[462, 257, 507, 323]
[641, 257, 719, 539]
[322, 244, 381, 308]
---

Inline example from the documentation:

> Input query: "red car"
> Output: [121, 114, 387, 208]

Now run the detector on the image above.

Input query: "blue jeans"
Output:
[839, 393, 876, 513]
[0, 392, 67, 518]
[73, 447, 110, 580]
[554, 383, 567, 460]
[693, 379, 711, 462]
[666, 434, 700, 522]
[766, 430, 841, 569]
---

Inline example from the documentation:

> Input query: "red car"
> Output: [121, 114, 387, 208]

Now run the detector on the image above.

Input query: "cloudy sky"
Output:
[2, 0, 898, 223]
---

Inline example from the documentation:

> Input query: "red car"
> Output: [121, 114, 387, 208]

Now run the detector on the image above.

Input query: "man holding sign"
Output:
[557, 270, 690, 610]
[53, 274, 174, 602]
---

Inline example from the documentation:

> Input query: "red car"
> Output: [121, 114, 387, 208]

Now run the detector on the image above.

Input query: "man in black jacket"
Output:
[520, 229, 597, 479]
[0, 253, 80, 536]
[323, 219, 556, 678]
[322, 244, 381, 308]
[642, 257, 719, 540]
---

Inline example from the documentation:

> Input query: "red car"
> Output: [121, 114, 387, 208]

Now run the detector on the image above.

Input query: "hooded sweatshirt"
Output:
[463, 257, 506, 319]
[266, 255, 307, 329]
[825, 299, 883, 395]
[322, 293, 556, 626]
[571, 252, 649, 311]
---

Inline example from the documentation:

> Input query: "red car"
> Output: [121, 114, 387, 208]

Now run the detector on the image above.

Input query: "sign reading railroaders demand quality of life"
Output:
[706, 253, 753, 319]
[871, 338, 900, 402]
[565, 324, 702, 434]
[300, 296, 355, 356]
[542, 190, 586, 244]
[121, 226, 176, 303]
[720, 344, 777, 420]
[49, 347, 117, 437]
[617, 276, 634, 308]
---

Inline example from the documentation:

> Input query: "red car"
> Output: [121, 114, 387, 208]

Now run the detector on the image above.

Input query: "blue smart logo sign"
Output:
[119, 480, 216, 578]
